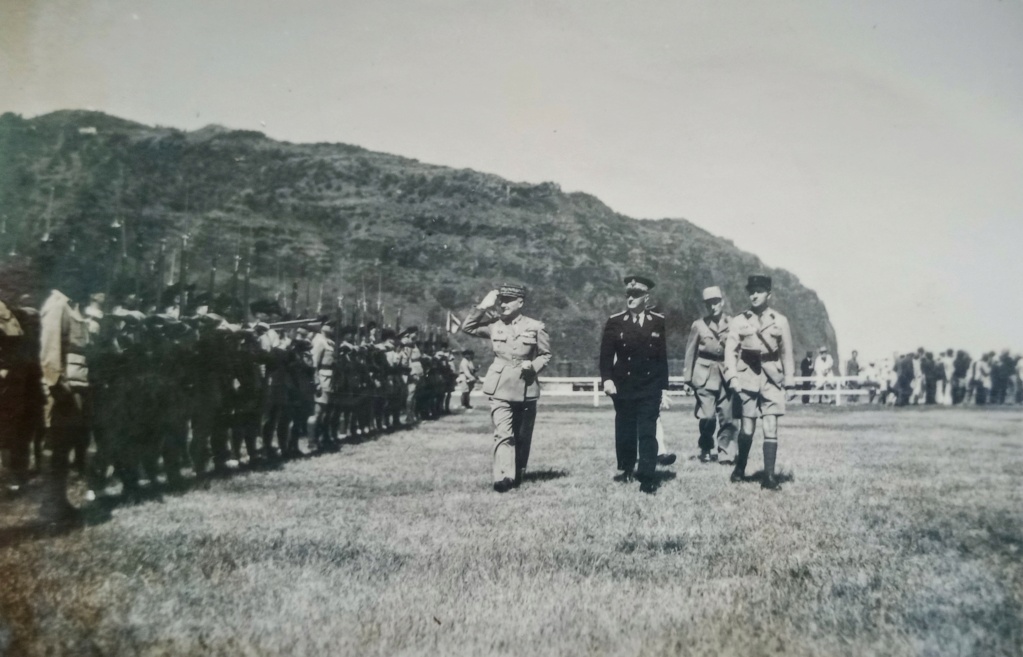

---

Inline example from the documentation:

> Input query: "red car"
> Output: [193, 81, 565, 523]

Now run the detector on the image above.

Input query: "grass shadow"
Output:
[520, 469, 569, 484]
[746, 470, 795, 484]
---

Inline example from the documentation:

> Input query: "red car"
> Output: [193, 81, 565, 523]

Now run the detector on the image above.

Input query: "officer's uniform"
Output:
[723, 274, 794, 489]
[462, 284, 552, 489]
[682, 286, 738, 461]
[599, 276, 668, 483]
[723, 308, 794, 418]
[397, 328, 423, 425]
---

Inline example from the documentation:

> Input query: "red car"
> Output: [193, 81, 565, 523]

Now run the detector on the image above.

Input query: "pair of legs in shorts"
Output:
[734, 374, 784, 489]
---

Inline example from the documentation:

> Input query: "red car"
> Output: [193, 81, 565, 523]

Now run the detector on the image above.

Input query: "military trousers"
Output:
[489, 398, 537, 484]
[612, 394, 660, 478]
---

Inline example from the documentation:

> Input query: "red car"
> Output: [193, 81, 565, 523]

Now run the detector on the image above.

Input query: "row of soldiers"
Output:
[0, 282, 462, 523]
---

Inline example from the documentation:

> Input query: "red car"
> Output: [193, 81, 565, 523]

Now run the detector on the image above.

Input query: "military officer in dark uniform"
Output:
[462, 283, 552, 492]
[599, 275, 669, 493]
[682, 286, 739, 463]
[723, 275, 794, 490]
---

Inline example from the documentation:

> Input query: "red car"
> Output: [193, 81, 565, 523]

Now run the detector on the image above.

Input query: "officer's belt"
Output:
[318, 367, 334, 372]
[496, 356, 527, 365]
[697, 350, 724, 362]
[740, 348, 779, 369]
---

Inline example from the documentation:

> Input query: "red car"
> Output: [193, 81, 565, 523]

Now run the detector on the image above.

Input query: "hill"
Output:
[0, 110, 837, 373]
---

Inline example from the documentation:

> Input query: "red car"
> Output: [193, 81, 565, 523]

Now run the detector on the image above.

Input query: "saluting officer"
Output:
[462, 284, 552, 492]
[683, 286, 739, 463]
[723, 275, 794, 490]
[599, 275, 669, 493]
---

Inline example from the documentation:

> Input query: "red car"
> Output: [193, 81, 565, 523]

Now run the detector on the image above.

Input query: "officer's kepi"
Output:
[702, 286, 723, 301]
[623, 274, 654, 294]
[745, 274, 772, 292]
[498, 284, 527, 300]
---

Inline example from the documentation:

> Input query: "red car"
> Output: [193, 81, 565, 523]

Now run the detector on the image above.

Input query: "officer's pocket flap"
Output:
[481, 361, 505, 395]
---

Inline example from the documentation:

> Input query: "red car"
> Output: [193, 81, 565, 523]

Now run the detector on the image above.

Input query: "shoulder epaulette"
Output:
[609, 310, 627, 319]
[648, 311, 665, 318]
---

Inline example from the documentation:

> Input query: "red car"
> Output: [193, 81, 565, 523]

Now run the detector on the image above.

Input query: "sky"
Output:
[3, 0, 1022, 362]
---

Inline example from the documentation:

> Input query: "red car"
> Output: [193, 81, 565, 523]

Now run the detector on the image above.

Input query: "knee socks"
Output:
[735, 431, 753, 472]
[698, 419, 716, 451]
[763, 438, 777, 477]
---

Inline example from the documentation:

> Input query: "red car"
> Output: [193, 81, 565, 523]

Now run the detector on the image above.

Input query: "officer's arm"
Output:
[460, 306, 494, 338]
[655, 318, 669, 392]
[723, 323, 741, 388]
[311, 338, 325, 369]
[598, 319, 616, 385]
[528, 322, 552, 374]
[682, 322, 699, 384]
[39, 302, 65, 388]
[780, 317, 795, 385]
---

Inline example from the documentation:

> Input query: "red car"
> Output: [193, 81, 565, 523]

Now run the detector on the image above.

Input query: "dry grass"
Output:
[1, 403, 1021, 657]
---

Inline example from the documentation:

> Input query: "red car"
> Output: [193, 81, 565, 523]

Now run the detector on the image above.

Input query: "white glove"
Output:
[478, 290, 499, 309]
[660, 391, 671, 411]
[603, 380, 617, 397]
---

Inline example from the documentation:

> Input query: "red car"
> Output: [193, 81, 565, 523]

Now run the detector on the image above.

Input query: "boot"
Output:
[761, 438, 780, 490]
[731, 431, 752, 482]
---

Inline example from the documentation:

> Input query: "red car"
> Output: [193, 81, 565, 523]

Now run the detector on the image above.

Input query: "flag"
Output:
[446, 311, 462, 334]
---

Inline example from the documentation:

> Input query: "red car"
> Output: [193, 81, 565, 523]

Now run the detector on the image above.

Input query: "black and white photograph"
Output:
[1, 1, 1022, 655]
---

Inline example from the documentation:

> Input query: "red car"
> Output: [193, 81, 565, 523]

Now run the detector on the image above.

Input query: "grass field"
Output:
[1, 402, 1022, 657]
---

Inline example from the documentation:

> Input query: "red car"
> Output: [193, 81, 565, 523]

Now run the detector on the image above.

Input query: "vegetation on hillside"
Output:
[0, 110, 837, 371]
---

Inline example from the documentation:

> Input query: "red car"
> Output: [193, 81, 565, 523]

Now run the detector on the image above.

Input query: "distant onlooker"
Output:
[910, 348, 924, 405]
[922, 351, 938, 405]
[846, 350, 860, 378]
[813, 346, 834, 404]
[896, 354, 915, 406]
[974, 353, 993, 405]
[845, 350, 861, 400]
[800, 350, 814, 404]
[938, 349, 955, 405]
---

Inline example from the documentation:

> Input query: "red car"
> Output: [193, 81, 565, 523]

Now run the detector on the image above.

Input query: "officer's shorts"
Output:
[694, 386, 738, 423]
[738, 375, 786, 417]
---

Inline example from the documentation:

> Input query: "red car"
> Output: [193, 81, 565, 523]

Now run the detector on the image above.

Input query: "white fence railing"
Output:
[470, 376, 689, 407]
[470, 375, 873, 407]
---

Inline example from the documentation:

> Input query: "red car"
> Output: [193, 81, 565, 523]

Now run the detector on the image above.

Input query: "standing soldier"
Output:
[456, 349, 480, 409]
[310, 320, 337, 450]
[723, 274, 794, 491]
[397, 326, 423, 427]
[683, 286, 739, 464]
[38, 276, 94, 524]
[599, 275, 669, 494]
[462, 284, 552, 492]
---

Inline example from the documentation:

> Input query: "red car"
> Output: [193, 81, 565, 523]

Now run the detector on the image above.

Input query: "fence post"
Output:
[593, 378, 600, 407]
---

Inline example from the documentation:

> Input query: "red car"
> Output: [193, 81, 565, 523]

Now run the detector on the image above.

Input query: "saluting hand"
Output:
[478, 290, 499, 309]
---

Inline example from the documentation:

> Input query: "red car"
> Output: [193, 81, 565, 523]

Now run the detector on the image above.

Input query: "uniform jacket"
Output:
[39, 289, 91, 389]
[683, 314, 730, 391]
[462, 307, 552, 402]
[814, 354, 835, 377]
[397, 344, 423, 380]
[723, 307, 794, 391]
[457, 357, 479, 384]
[311, 332, 335, 370]
[599, 310, 668, 400]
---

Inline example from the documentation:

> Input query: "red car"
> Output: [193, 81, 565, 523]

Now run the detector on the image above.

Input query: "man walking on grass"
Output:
[462, 284, 552, 493]
[683, 285, 739, 464]
[600, 275, 670, 494]
[723, 275, 794, 491]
